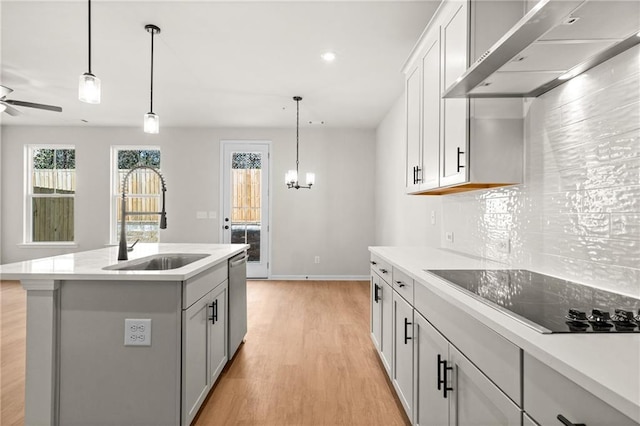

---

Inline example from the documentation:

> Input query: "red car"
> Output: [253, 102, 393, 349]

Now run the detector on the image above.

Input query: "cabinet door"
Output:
[370, 274, 382, 351]
[208, 280, 228, 386]
[441, 1, 469, 187]
[183, 295, 211, 426]
[406, 63, 422, 193]
[413, 312, 449, 426]
[449, 346, 521, 426]
[420, 31, 441, 190]
[392, 291, 414, 421]
[524, 353, 638, 426]
[380, 280, 393, 375]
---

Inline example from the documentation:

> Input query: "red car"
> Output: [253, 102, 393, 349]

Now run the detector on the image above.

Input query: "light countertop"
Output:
[370, 246, 640, 423]
[0, 243, 249, 282]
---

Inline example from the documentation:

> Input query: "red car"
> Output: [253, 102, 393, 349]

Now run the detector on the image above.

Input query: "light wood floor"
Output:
[1, 280, 409, 426]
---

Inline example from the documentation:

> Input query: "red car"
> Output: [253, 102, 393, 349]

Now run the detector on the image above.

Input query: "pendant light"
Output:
[144, 24, 161, 134]
[285, 96, 315, 189]
[78, 0, 101, 104]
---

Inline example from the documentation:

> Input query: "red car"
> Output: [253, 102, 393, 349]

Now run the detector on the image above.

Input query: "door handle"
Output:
[224, 225, 229, 230]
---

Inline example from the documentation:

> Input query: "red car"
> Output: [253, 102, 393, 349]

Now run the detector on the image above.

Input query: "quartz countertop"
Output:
[370, 246, 640, 423]
[0, 243, 249, 282]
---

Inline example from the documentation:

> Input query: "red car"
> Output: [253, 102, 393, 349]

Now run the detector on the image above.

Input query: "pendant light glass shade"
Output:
[144, 112, 159, 134]
[78, 72, 101, 104]
[79, 0, 100, 104]
[306, 172, 315, 186]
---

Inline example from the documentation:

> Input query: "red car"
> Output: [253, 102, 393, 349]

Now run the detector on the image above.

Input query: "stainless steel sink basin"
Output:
[104, 253, 210, 271]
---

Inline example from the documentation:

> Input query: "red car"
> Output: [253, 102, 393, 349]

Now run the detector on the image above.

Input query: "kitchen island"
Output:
[0, 243, 249, 426]
[370, 246, 640, 425]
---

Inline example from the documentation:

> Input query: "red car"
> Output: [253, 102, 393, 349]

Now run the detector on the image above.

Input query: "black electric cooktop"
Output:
[426, 269, 640, 333]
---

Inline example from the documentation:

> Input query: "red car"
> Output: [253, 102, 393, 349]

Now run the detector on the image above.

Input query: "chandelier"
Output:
[285, 96, 315, 189]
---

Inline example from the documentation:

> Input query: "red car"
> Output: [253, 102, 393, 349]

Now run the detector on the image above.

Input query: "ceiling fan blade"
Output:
[4, 99, 62, 112]
[0, 85, 13, 99]
[1, 103, 22, 116]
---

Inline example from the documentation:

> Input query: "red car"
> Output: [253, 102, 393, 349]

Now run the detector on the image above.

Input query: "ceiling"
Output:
[0, 1, 440, 129]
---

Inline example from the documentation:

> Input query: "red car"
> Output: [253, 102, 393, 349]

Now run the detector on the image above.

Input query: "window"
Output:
[26, 146, 76, 243]
[111, 147, 162, 244]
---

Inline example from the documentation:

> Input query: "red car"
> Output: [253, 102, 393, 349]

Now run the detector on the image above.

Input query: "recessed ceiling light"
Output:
[321, 51, 336, 62]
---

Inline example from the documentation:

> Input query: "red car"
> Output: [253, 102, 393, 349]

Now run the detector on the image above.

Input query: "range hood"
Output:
[443, 0, 640, 98]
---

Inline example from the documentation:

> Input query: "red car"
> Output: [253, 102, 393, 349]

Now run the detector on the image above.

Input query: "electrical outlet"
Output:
[497, 238, 511, 254]
[314, 256, 320, 264]
[124, 319, 152, 346]
[196, 211, 207, 219]
[446, 232, 454, 243]
[431, 211, 436, 225]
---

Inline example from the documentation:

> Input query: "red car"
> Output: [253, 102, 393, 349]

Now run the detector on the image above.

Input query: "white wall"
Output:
[440, 46, 640, 298]
[374, 95, 441, 247]
[0, 126, 375, 278]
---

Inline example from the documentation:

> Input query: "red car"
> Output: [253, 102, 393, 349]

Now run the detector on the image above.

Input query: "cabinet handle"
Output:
[557, 415, 586, 426]
[208, 302, 215, 324]
[370, 261, 377, 265]
[416, 166, 422, 183]
[213, 299, 218, 323]
[457, 147, 465, 172]
[379, 268, 388, 274]
[413, 166, 417, 185]
[374, 284, 380, 303]
[395, 280, 406, 288]
[437, 355, 453, 398]
[404, 317, 412, 344]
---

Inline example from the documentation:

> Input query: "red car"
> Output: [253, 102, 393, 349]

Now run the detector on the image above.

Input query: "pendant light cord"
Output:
[296, 97, 300, 176]
[150, 29, 155, 113]
[87, 0, 92, 73]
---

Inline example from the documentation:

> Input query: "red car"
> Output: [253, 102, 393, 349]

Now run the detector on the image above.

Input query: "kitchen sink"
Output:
[104, 253, 210, 271]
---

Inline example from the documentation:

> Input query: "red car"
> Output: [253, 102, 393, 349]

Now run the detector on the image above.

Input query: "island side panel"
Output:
[58, 280, 182, 426]
[22, 279, 60, 426]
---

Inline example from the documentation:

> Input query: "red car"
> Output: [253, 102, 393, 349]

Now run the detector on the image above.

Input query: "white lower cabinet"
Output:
[449, 345, 521, 426]
[413, 312, 520, 426]
[208, 281, 228, 385]
[524, 353, 638, 426]
[393, 290, 414, 421]
[414, 312, 449, 426]
[182, 279, 228, 426]
[371, 270, 393, 374]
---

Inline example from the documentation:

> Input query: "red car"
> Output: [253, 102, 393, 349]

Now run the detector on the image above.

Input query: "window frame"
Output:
[110, 145, 162, 245]
[23, 144, 77, 245]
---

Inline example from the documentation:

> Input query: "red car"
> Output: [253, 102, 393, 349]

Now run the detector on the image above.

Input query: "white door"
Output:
[221, 141, 270, 278]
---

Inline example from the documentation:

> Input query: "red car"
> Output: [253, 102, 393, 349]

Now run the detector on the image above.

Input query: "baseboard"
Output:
[266, 275, 369, 281]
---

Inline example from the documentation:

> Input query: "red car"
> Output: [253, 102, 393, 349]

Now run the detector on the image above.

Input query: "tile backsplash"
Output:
[442, 46, 640, 298]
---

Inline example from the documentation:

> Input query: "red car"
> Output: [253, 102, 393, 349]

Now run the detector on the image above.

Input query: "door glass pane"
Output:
[231, 152, 261, 262]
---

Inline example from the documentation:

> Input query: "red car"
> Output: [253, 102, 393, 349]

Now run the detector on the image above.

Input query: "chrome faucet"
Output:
[118, 165, 167, 260]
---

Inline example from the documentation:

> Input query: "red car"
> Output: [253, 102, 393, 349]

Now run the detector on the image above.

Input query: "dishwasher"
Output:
[228, 252, 247, 357]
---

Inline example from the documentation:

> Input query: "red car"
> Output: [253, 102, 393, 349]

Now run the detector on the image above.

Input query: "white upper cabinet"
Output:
[403, 0, 526, 195]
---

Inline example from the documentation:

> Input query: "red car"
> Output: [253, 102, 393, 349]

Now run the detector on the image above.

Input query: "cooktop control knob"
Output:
[567, 308, 588, 321]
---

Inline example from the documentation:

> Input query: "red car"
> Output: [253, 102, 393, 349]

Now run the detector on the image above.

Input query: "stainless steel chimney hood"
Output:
[443, 0, 640, 98]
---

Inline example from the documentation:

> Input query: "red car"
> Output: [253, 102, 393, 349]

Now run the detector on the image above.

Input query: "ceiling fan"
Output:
[0, 85, 63, 116]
